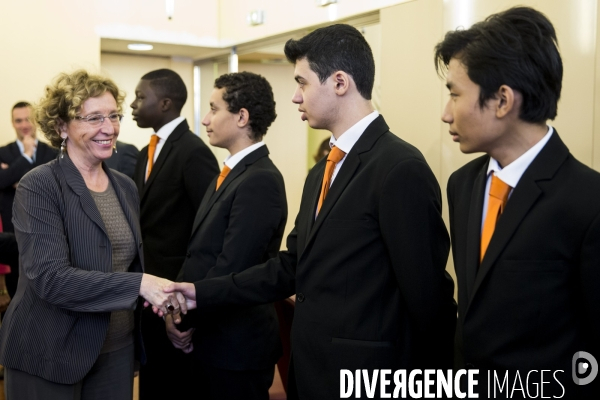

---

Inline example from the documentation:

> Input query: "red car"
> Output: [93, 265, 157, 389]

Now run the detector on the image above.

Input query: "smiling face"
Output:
[291, 58, 337, 131]
[64, 92, 119, 167]
[202, 88, 245, 152]
[12, 106, 36, 141]
[442, 58, 503, 154]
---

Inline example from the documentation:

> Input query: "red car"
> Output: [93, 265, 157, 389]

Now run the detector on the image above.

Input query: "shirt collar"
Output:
[329, 111, 379, 154]
[155, 116, 185, 141]
[487, 125, 554, 188]
[224, 142, 265, 170]
[16, 138, 39, 151]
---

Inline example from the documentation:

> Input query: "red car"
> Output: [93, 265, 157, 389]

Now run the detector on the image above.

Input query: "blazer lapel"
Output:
[469, 132, 570, 304]
[464, 161, 488, 303]
[136, 149, 148, 196]
[189, 145, 270, 237]
[59, 154, 107, 236]
[305, 160, 325, 239]
[141, 120, 189, 201]
[303, 115, 388, 251]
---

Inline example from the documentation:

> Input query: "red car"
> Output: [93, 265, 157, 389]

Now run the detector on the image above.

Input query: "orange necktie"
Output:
[317, 146, 346, 214]
[480, 173, 511, 261]
[146, 135, 159, 181]
[216, 165, 231, 191]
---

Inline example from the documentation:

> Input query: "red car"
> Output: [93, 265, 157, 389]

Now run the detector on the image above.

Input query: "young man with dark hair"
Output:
[131, 68, 219, 399]
[165, 71, 286, 400]
[167, 24, 456, 399]
[437, 7, 600, 398]
[0, 101, 58, 300]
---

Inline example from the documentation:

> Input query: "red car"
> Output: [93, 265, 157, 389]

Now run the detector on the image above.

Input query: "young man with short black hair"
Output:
[437, 7, 600, 398]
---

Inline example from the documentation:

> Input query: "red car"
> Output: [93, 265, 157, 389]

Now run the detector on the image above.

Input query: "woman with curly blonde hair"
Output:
[0, 70, 189, 400]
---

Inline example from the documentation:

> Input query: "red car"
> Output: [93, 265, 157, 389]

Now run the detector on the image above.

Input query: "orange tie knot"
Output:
[216, 165, 231, 191]
[327, 146, 346, 164]
[489, 175, 511, 211]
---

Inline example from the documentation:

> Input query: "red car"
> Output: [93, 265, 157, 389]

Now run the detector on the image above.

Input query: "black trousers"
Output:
[138, 307, 195, 400]
[193, 362, 274, 400]
[5, 343, 134, 400]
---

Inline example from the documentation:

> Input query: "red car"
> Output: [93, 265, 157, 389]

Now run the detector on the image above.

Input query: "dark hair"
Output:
[284, 24, 375, 100]
[434, 6, 562, 123]
[214, 72, 277, 140]
[141, 69, 187, 112]
[12, 101, 31, 111]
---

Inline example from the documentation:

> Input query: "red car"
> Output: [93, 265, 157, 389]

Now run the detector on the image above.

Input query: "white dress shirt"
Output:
[481, 126, 554, 229]
[328, 110, 379, 184]
[16, 138, 38, 163]
[223, 142, 265, 170]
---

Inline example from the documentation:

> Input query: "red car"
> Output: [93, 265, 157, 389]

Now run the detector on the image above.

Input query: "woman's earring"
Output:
[113, 144, 117, 153]
[60, 137, 67, 158]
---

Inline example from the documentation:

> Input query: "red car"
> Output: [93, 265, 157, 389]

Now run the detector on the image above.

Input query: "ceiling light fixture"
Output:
[128, 44, 154, 51]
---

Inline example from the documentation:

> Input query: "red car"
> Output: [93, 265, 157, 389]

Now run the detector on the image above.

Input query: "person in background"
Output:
[105, 140, 139, 179]
[437, 6, 600, 398]
[313, 137, 330, 163]
[0, 70, 187, 400]
[131, 68, 219, 400]
[0, 101, 58, 298]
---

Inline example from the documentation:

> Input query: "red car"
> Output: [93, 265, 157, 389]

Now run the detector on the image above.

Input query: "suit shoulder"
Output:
[18, 160, 60, 189]
[449, 155, 489, 182]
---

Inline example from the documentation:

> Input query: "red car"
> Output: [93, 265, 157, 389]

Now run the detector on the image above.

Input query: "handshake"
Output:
[139, 274, 197, 324]
[139, 275, 199, 354]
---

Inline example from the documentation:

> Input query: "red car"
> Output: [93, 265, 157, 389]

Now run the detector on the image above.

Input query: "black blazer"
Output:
[177, 145, 286, 371]
[133, 120, 219, 281]
[448, 131, 600, 398]
[192, 116, 456, 399]
[0, 140, 58, 232]
[105, 140, 139, 179]
[0, 154, 145, 384]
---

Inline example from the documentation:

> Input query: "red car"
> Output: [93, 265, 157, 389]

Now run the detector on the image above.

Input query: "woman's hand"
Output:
[139, 274, 187, 323]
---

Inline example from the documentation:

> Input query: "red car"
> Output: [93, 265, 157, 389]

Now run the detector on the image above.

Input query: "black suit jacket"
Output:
[0, 140, 58, 232]
[448, 131, 600, 398]
[192, 116, 456, 399]
[105, 140, 139, 179]
[177, 145, 286, 371]
[133, 120, 219, 281]
[0, 154, 144, 384]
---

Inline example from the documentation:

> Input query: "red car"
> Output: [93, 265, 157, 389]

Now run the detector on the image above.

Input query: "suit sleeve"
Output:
[0, 155, 34, 189]
[379, 158, 456, 369]
[13, 170, 143, 312]
[192, 217, 298, 308]
[183, 143, 219, 211]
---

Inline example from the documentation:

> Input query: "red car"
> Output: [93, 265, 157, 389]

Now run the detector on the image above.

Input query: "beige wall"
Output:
[0, 0, 100, 146]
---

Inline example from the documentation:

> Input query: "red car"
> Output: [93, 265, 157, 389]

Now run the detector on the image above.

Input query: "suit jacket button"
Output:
[297, 293, 305, 302]
[186, 251, 191, 258]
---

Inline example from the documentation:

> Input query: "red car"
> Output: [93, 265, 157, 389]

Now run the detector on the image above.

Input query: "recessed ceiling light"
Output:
[128, 44, 153, 51]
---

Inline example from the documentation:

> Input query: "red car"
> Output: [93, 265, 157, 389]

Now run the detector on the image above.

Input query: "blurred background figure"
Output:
[313, 138, 330, 163]
[0, 101, 58, 300]
[0, 70, 185, 400]
[105, 140, 139, 179]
